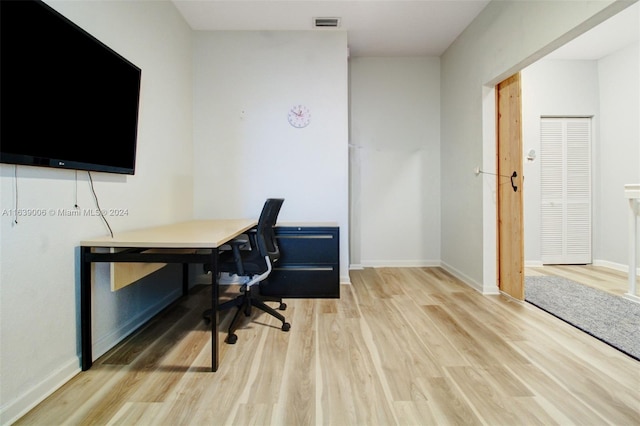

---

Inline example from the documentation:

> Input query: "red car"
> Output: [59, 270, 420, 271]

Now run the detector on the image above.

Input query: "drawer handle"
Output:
[275, 267, 334, 272]
[276, 235, 334, 239]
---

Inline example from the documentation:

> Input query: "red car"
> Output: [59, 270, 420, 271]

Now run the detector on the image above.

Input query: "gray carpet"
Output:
[525, 276, 640, 361]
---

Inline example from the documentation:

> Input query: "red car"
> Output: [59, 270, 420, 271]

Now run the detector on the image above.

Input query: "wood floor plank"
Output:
[445, 365, 523, 425]
[393, 400, 443, 425]
[100, 305, 191, 366]
[317, 313, 397, 425]
[506, 396, 564, 426]
[287, 298, 317, 331]
[513, 340, 640, 425]
[391, 268, 441, 305]
[390, 293, 470, 367]
[416, 376, 482, 425]
[271, 311, 316, 426]
[105, 402, 163, 426]
[358, 299, 443, 400]
[375, 267, 410, 298]
[68, 291, 214, 424]
[157, 323, 265, 425]
[431, 291, 532, 367]
[421, 267, 472, 293]
[349, 267, 387, 306]
[15, 267, 640, 425]
[502, 362, 607, 424]
[232, 403, 274, 425]
[449, 292, 529, 342]
[421, 304, 497, 366]
[245, 319, 290, 404]
[16, 366, 128, 426]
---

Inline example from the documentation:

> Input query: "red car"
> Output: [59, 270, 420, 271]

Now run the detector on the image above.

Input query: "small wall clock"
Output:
[287, 104, 311, 128]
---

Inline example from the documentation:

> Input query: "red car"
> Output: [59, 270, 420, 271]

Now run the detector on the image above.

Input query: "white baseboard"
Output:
[360, 259, 441, 268]
[526, 259, 640, 275]
[623, 293, 640, 304]
[593, 259, 640, 275]
[0, 358, 79, 426]
[440, 261, 500, 295]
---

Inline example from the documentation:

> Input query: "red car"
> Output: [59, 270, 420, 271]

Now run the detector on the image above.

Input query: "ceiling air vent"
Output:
[314, 17, 340, 28]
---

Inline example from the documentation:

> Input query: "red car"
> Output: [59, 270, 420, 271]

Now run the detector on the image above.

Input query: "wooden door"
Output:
[496, 73, 524, 300]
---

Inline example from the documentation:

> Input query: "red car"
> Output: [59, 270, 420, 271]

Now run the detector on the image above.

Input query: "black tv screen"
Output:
[0, 0, 141, 175]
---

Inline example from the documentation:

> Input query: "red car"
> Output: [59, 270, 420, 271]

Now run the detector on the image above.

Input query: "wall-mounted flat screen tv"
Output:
[0, 0, 142, 175]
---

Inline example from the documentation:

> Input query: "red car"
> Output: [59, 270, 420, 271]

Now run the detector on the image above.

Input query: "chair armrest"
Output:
[229, 234, 249, 246]
[229, 234, 250, 275]
[220, 234, 250, 251]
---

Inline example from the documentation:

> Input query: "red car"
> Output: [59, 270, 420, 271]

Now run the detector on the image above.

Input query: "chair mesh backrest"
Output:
[256, 198, 284, 263]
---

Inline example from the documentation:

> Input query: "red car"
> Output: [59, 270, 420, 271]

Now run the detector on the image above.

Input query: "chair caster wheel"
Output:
[282, 322, 291, 332]
[279, 302, 287, 310]
[226, 333, 238, 344]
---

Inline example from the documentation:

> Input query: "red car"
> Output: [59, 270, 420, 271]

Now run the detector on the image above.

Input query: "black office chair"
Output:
[204, 198, 290, 344]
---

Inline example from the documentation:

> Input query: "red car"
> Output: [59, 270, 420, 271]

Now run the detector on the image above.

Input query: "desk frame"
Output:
[80, 219, 256, 372]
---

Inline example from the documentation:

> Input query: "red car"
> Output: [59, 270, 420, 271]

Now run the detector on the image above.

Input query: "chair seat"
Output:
[218, 249, 267, 276]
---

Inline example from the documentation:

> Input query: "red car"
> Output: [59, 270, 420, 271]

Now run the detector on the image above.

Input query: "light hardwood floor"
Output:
[16, 267, 640, 425]
[525, 264, 635, 297]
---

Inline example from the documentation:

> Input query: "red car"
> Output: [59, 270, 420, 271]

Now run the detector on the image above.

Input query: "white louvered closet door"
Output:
[540, 117, 592, 264]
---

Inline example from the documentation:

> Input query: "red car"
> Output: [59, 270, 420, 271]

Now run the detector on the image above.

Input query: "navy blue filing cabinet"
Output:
[260, 224, 340, 298]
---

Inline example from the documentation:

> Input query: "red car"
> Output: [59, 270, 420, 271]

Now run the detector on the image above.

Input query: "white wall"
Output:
[522, 43, 639, 270]
[349, 57, 441, 267]
[440, 0, 626, 293]
[597, 42, 640, 267]
[521, 59, 600, 263]
[0, 1, 193, 423]
[191, 31, 350, 283]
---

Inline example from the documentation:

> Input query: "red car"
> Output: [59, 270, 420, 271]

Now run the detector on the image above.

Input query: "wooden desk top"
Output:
[81, 219, 257, 249]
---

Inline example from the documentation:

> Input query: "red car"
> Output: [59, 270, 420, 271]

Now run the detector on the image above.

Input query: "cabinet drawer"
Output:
[275, 230, 339, 264]
[261, 266, 340, 298]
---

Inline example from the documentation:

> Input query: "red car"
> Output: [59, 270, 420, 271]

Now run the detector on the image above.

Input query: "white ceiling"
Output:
[546, 1, 639, 60]
[172, 0, 491, 57]
[172, 0, 639, 58]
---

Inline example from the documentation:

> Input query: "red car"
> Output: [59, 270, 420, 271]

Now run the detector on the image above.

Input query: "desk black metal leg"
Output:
[80, 247, 92, 371]
[182, 263, 189, 297]
[210, 248, 219, 372]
